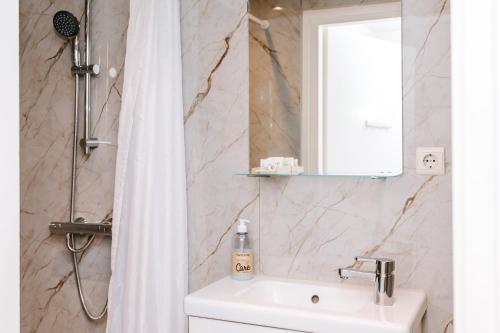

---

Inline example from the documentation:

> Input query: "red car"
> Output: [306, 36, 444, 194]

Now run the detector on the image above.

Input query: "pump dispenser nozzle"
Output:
[237, 219, 250, 233]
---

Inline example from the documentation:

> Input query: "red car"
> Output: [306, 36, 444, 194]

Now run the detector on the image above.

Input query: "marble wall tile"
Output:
[20, 0, 128, 331]
[257, 0, 453, 332]
[181, 0, 260, 292]
[184, 1, 452, 333]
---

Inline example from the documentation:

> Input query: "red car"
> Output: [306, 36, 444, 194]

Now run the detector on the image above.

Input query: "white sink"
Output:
[185, 276, 427, 333]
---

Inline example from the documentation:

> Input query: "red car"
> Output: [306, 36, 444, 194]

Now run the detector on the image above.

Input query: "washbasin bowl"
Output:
[185, 276, 427, 333]
[236, 279, 370, 314]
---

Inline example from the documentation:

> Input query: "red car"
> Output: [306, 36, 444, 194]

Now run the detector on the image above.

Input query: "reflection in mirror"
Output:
[249, 0, 402, 177]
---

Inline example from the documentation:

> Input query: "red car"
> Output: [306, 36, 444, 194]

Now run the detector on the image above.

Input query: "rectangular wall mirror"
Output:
[249, 0, 402, 177]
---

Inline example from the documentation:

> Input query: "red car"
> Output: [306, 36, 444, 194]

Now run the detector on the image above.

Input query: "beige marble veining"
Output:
[21, 0, 452, 332]
[181, 0, 260, 292]
[255, 1, 453, 332]
[20, 0, 128, 332]
[186, 1, 452, 333]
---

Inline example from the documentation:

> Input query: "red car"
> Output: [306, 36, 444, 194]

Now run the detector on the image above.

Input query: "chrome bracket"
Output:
[71, 64, 100, 76]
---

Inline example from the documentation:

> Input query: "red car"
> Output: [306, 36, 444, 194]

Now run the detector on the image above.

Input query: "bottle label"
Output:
[232, 252, 254, 276]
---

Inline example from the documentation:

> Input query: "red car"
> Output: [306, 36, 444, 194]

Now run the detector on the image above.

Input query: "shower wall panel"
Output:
[20, 0, 128, 331]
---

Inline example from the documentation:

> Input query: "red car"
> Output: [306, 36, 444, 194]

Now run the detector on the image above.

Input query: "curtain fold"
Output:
[106, 0, 187, 332]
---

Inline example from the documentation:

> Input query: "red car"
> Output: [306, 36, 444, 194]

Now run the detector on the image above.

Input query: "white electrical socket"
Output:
[416, 147, 445, 175]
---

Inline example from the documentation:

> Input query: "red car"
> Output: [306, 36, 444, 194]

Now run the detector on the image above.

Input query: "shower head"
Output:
[53, 11, 80, 38]
[53, 10, 81, 66]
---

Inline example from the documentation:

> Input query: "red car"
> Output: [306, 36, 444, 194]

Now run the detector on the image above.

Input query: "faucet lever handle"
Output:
[355, 256, 394, 264]
[355, 256, 377, 263]
[355, 256, 395, 275]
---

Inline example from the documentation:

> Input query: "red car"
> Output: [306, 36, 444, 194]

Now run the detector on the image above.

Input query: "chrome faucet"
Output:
[339, 256, 395, 306]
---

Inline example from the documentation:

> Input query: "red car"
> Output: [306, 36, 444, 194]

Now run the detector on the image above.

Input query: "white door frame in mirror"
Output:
[452, 0, 500, 332]
[302, 2, 402, 175]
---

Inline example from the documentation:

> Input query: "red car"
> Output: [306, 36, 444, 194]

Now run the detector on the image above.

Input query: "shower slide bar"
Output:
[50, 0, 109, 321]
[49, 220, 112, 236]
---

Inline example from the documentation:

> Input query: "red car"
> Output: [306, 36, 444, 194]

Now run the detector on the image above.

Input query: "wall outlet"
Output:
[416, 147, 445, 175]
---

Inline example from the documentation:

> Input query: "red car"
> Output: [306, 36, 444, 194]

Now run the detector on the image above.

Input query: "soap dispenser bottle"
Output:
[231, 219, 254, 280]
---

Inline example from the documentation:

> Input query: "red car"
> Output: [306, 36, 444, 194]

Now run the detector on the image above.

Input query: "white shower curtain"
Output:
[106, 0, 187, 332]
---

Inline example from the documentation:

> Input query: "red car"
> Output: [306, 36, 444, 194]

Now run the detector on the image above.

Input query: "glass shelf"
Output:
[235, 172, 401, 179]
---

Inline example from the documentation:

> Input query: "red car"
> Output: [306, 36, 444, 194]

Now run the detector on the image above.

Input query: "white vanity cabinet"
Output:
[189, 317, 306, 333]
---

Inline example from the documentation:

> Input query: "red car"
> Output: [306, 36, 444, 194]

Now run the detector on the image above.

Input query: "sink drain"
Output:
[311, 295, 320, 304]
